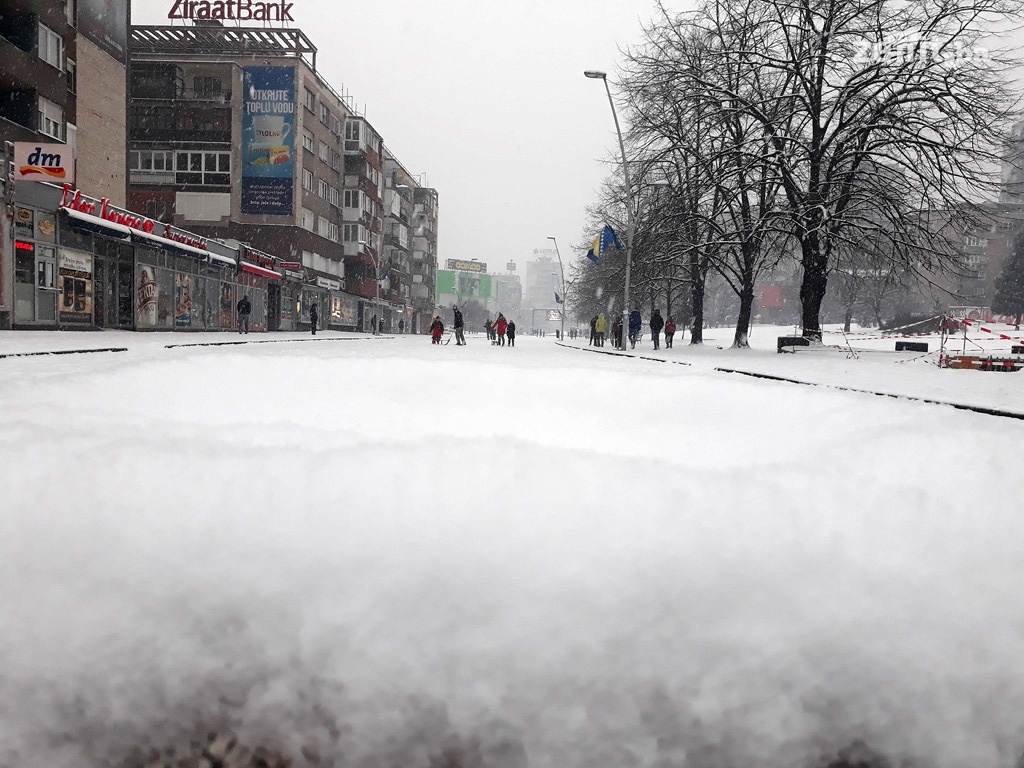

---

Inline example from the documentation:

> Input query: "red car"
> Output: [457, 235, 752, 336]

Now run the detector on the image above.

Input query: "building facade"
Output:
[1, 0, 128, 328]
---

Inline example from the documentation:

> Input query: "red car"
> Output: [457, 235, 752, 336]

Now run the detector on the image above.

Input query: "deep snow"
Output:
[2, 326, 1024, 768]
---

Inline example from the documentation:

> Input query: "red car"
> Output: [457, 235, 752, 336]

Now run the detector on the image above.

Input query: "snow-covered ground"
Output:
[2, 326, 1024, 768]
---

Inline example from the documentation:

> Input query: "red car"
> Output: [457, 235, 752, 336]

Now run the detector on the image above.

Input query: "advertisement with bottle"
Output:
[174, 273, 193, 327]
[58, 249, 94, 324]
[241, 66, 296, 216]
[136, 265, 158, 328]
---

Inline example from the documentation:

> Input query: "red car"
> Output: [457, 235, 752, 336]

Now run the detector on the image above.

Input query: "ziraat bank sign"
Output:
[59, 185, 209, 253]
[168, 0, 295, 21]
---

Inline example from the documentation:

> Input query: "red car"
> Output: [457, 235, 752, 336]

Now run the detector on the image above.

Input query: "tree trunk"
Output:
[689, 253, 705, 344]
[734, 285, 754, 348]
[799, 236, 827, 342]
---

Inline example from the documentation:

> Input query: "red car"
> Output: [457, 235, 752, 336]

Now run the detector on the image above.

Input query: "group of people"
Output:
[429, 308, 517, 346]
[588, 310, 678, 350]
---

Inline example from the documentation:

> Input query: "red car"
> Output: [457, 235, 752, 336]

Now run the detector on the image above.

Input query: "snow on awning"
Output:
[131, 228, 213, 261]
[61, 207, 133, 239]
[241, 261, 282, 280]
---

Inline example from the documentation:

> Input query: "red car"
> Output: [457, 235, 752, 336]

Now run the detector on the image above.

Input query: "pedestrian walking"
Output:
[494, 313, 508, 346]
[665, 316, 677, 348]
[589, 316, 597, 346]
[236, 294, 251, 334]
[650, 309, 664, 350]
[628, 309, 642, 349]
[507, 320, 517, 347]
[371, 314, 378, 335]
[398, 318, 405, 334]
[430, 315, 444, 344]
[485, 319, 493, 342]
[378, 318, 384, 334]
[611, 316, 623, 349]
[595, 312, 607, 347]
[453, 305, 467, 345]
[309, 302, 318, 336]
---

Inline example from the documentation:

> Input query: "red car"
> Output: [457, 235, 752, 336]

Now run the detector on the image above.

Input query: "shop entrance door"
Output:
[35, 249, 57, 323]
[267, 282, 281, 331]
[117, 264, 134, 328]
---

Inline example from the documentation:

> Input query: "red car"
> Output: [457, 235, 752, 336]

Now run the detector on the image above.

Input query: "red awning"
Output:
[241, 261, 282, 280]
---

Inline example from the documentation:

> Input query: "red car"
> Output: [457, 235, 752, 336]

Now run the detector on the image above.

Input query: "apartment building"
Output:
[126, 24, 356, 331]
[1, 0, 128, 328]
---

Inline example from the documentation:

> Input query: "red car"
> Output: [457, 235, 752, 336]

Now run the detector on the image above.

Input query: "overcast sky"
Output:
[130, 0, 675, 272]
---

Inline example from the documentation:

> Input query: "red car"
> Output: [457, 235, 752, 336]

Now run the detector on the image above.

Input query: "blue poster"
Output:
[241, 66, 296, 216]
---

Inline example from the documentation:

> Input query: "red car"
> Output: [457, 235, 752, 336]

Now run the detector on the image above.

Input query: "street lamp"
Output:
[584, 69, 635, 352]
[547, 236, 566, 341]
[358, 237, 382, 334]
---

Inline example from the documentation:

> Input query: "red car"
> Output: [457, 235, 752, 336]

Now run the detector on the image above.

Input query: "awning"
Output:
[61, 207, 132, 239]
[241, 261, 282, 280]
[131, 227, 212, 261]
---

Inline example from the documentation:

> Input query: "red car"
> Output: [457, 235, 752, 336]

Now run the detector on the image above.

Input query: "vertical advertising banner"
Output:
[174, 273, 193, 327]
[241, 66, 296, 216]
[58, 249, 94, 323]
[136, 265, 158, 328]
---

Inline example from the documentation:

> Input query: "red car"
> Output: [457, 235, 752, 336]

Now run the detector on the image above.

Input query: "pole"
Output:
[548, 236, 566, 341]
[601, 76, 634, 355]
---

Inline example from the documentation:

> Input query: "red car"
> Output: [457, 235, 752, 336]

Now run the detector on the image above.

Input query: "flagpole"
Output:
[547, 236, 566, 341]
[585, 70, 633, 354]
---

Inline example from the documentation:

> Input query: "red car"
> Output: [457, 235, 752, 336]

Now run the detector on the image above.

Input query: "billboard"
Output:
[241, 66, 296, 217]
[446, 259, 486, 273]
[78, 0, 128, 62]
[436, 270, 492, 301]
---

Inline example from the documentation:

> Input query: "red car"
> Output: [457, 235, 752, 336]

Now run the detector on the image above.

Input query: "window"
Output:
[343, 224, 362, 243]
[329, 222, 340, 242]
[194, 76, 222, 99]
[344, 190, 360, 208]
[965, 236, 988, 248]
[38, 24, 63, 69]
[130, 150, 175, 176]
[302, 168, 314, 191]
[319, 103, 330, 126]
[304, 88, 316, 112]
[66, 58, 76, 93]
[300, 208, 314, 231]
[329, 186, 340, 208]
[146, 199, 173, 221]
[317, 217, 330, 238]
[302, 128, 314, 153]
[331, 115, 342, 136]
[65, 0, 75, 25]
[37, 97, 63, 140]
[344, 120, 360, 151]
[330, 148, 341, 170]
[173, 151, 230, 185]
[318, 179, 329, 199]
[319, 141, 329, 164]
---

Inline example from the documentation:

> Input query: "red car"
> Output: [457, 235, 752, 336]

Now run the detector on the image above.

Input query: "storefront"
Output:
[10, 182, 284, 332]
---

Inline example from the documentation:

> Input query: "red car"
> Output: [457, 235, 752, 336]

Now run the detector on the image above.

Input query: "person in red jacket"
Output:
[665, 316, 677, 348]
[494, 313, 508, 346]
[430, 315, 444, 344]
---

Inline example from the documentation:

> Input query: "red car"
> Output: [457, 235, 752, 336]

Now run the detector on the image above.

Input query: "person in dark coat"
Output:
[309, 302, 318, 335]
[398, 318, 405, 334]
[236, 295, 251, 334]
[453, 305, 466, 345]
[589, 316, 597, 346]
[430, 315, 444, 344]
[628, 309, 642, 348]
[650, 308, 665, 350]
[485, 319, 493, 341]
[611, 316, 623, 349]
[507, 320, 517, 347]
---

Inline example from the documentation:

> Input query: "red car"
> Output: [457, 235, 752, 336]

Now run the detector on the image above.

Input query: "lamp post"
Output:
[547, 236, 567, 341]
[358, 236, 382, 334]
[584, 69, 634, 353]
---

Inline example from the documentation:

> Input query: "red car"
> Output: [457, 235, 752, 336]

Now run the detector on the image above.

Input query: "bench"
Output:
[895, 341, 929, 353]
[777, 336, 810, 353]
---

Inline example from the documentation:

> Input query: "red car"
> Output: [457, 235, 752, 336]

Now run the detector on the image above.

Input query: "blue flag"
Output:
[587, 225, 624, 263]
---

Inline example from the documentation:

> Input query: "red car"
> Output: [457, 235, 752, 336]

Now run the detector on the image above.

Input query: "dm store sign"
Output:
[241, 66, 295, 216]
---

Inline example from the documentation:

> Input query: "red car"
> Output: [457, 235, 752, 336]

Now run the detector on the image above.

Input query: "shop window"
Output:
[156, 268, 175, 328]
[15, 243, 35, 284]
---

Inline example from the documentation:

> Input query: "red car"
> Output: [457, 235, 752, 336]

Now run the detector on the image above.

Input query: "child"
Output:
[430, 315, 444, 344]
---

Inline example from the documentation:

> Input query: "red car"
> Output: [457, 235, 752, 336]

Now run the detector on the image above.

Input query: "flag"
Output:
[555, 291, 562, 304]
[587, 225, 624, 263]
